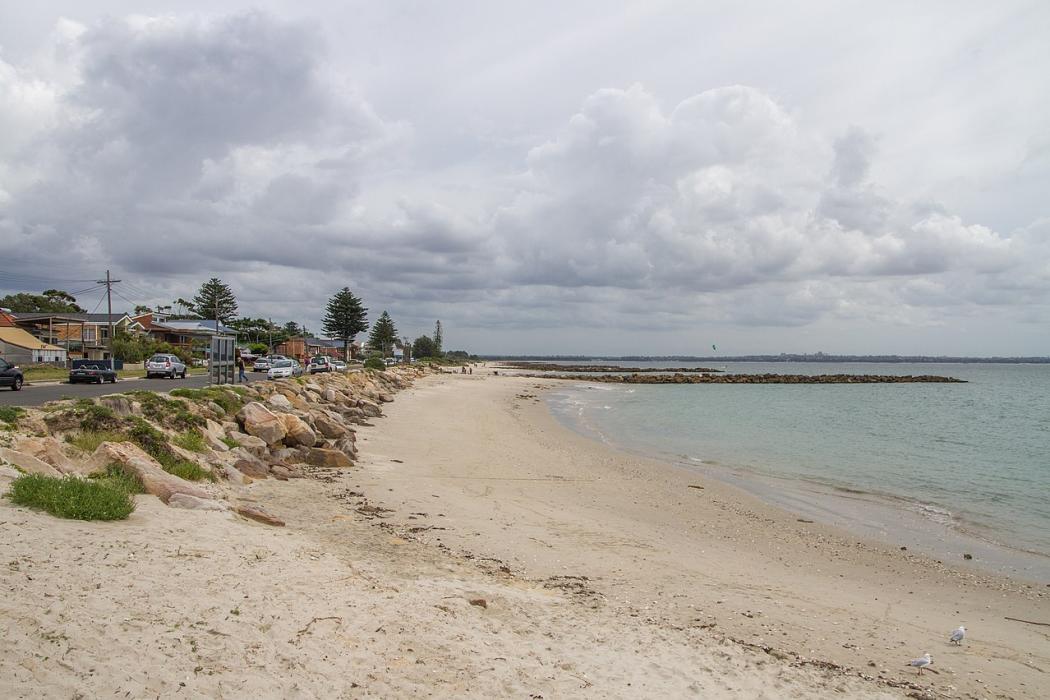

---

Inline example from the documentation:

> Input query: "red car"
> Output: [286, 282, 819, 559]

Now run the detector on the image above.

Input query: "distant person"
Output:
[237, 353, 247, 382]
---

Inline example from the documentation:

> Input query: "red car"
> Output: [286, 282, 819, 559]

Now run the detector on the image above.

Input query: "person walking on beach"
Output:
[237, 352, 247, 383]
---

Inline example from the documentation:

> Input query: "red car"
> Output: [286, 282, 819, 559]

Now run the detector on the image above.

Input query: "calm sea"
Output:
[545, 362, 1050, 581]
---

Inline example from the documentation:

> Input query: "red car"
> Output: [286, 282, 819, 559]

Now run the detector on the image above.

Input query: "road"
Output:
[0, 373, 264, 407]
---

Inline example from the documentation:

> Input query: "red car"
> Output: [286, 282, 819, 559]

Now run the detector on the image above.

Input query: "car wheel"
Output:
[181, 370, 187, 378]
[110, 376, 117, 383]
[13, 377, 23, 391]
[169, 370, 175, 379]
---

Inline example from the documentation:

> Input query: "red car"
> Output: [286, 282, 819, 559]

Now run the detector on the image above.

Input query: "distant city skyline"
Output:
[1, 2, 1048, 355]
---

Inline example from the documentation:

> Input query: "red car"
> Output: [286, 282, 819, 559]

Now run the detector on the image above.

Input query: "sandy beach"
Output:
[2, 368, 1048, 698]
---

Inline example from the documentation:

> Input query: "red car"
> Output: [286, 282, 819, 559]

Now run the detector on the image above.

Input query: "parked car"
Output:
[0, 357, 23, 391]
[384, 357, 399, 366]
[70, 364, 117, 384]
[146, 354, 187, 379]
[253, 355, 285, 372]
[332, 360, 347, 372]
[307, 356, 333, 374]
[267, 359, 303, 380]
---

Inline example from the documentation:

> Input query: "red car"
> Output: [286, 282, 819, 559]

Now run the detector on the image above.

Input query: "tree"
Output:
[0, 290, 86, 313]
[190, 278, 238, 323]
[433, 320, 443, 355]
[172, 298, 197, 317]
[412, 335, 438, 359]
[322, 287, 368, 360]
[133, 305, 151, 315]
[367, 311, 399, 357]
[283, 321, 302, 337]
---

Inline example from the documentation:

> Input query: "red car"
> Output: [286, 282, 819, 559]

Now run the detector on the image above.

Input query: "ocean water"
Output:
[545, 362, 1050, 580]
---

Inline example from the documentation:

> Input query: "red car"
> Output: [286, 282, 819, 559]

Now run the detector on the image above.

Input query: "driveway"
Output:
[0, 373, 262, 408]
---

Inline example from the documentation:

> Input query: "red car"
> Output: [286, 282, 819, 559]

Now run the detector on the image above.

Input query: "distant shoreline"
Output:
[483, 354, 1050, 364]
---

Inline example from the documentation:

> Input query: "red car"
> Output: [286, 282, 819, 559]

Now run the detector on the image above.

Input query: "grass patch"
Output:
[172, 430, 207, 453]
[91, 463, 145, 494]
[169, 387, 246, 416]
[8, 473, 135, 521]
[220, 436, 240, 449]
[71, 399, 121, 432]
[125, 391, 203, 431]
[0, 406, 23, 425]
[66, 429, 129, 454]
[126, 419, 214, 482]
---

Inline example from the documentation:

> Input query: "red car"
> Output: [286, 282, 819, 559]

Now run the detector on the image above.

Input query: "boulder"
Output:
[235, 504, 285, 526]
[168, 493, 230, 511]
[90, 442, 212, 504]
[270, 464, 302, 480]
[221, 464, 252, 485]
[311, 413, 347, 440]
[279, 414, 317, 448]
[206, 401, 226, 418]
[359, 400, 382, 417]
[322, 388, 338, 402]
[0, 446, 63, 477]
[236, 402, 287, 445]
[232, 435, 268, 457]
[306, 447, 353, 469]
[233, 458, 270, 479]
[332, 437, 357, 460]
[13, 436, 92, 476]
[266, 394, 294, 412]
[98, 395, 134, 417]
[378, 393, 394, 403]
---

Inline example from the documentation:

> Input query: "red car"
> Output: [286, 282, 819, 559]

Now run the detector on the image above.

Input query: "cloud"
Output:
[0, 9, 1046, 354]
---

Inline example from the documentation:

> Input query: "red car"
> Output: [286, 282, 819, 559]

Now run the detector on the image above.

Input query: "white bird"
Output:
[949, 626, 966, 645]
[907, 653, 933, 674]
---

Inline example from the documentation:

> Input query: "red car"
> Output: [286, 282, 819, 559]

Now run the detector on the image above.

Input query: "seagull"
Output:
[949, 626, 966, 645]
[907, 653, 933, 674]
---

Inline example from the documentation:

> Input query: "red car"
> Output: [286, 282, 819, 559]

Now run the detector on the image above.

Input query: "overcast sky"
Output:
[1, 2, 1048, 355]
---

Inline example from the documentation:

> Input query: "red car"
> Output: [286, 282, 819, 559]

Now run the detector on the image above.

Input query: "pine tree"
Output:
[367, 311, 399, 357]
[433, 320, 443, 355]
[190, 278, 238, 324]
[322, 287, 368, 360]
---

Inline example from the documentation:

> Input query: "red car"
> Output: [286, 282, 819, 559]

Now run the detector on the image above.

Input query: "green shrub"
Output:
[8, 473, 135, 521]
[363, 357, 385, 371]
[67, 430, 129, 454]
[172, 430, 207, 453]
[92, 463, 145, 494]
[126, 418, 214, 482]
[125, 391, 202, 431]
[0, 406, 23, 425]
[72, 400, 120, 432]
[220, 436, 240, 449]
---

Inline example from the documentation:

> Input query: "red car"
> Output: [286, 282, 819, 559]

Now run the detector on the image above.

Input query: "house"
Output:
[9, 311, 139, 361]
[145, 318, 236, 356]
[0, 310, 67, 364]
[276, 336, 355, 363]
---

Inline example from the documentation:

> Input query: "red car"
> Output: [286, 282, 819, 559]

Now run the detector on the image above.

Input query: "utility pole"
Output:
[96, 270, 121, 371]
[268, 318, 273, 352]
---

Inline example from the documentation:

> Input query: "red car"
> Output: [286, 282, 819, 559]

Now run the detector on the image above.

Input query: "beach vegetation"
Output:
[0, 406, 23, 425]
[8, 473, 135, 521]
[92, 463, 145, 494]
[67, 429, 129, 454]
[363, 356, 385, 371]
[126, 418, 213, 481]
[170, 386, 245, 415]
[125, 391, 203, 431]
[172, 429, 207, 453]
[220, 436, 240, 449]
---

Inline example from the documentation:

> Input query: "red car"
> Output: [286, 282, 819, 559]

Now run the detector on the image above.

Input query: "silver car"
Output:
[146, 353, 187, 379]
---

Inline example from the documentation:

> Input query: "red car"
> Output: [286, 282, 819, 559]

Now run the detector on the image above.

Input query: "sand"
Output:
[2, 368, 1048, 698]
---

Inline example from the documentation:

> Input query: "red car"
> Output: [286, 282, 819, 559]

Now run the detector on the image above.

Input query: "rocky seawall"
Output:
[520, 372, 966, 384]
[0, 367, 427, 525]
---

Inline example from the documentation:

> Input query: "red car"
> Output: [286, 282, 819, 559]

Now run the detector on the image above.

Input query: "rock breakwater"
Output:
[520, 372, 966, 384]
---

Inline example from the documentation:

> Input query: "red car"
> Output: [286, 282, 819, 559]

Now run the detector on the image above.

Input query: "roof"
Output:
[11, 312, 133, 323]
[0, 327, 64, 351]
[304, 336, 343, 348]
[152, 319, 236, 334]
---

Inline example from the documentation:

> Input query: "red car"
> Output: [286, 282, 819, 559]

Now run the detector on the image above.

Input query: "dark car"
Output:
[0, 357, 24, 391]
[70, 364, 118, 384]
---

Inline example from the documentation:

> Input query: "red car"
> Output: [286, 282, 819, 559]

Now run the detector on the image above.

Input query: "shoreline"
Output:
[548, 388, 1050, 583]
[356, 369, 1050, 699]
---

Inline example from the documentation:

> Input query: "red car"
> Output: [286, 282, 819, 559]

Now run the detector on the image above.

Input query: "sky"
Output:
[0, 1, 1048, 356]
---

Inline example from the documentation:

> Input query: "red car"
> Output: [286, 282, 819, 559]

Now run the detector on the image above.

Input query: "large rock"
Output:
[332, 437, 357, 461]
[306, 447, 353, 469]
[231, 435, 267, 457]
[90, 442, 212, 504]
[279, 414, 317, 448]
[12, 436, 92, 476]
[266, 394, 294, 412]
[233, 457, 270, 479]
[235, 504, 285, 526]
[0, 446, 62, 477]
[236, 402, 286, 445]
[98, 395, 134, 417]
[168, 493, 230, 511]
[359, 400, 382, 417]
[311, 413, 347, 440]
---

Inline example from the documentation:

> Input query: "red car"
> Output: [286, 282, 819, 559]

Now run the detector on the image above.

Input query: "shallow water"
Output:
[545, 362, 1050, 580]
